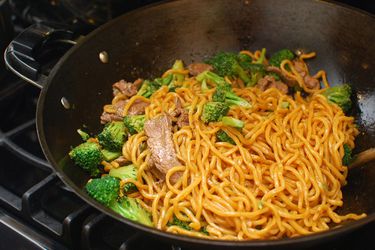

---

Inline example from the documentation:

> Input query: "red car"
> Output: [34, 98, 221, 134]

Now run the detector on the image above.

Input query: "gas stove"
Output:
[0, 1, 374, 249]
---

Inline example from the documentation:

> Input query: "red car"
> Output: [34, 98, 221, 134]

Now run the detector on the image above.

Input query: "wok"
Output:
[4, 0, 375, 248]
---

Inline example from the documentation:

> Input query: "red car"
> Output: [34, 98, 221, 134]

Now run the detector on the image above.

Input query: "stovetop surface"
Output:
[0, 1, 375, 250]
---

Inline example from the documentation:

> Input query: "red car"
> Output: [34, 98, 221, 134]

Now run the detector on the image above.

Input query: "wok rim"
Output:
[36, 0, 375, 247]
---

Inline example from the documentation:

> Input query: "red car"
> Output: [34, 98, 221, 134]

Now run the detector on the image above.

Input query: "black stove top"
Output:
[0, 1, 374, 249]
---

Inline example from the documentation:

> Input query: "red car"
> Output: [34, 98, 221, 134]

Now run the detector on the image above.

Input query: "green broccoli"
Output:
[137, 80, 161, 98]
[69, 141, 102, 176]
[216, 130, 235, 145]
[85, 176, 120, 206]
[221, 116, 244, 129]
[101, 149, 121, 162]
[171, 59, 185, 82]
[154, 73, 173, 86]
[77, 129, 90, 141]
[212, 85, 251, 108]
[255, 48, 267, 64]
[167, 216, 209, 235]
[269, 49, 295, 67]
[111, 197, 153, 226]
[342, 144, 353, 166]
[98, 121, 126, 151]
[167, 216, 191, 230]
[207, 52, 251, 84]
[200, 227, 209, 235]
[196, 70, 228, 87]
[237, 53, 252, 68]
[201, 79, 209, 92]
[201, 102, 245, 128]
[322, 84, 352, 112]
[240, 63, 266, 87]
[280, 101, 290, 109]
[109, 164, 138, 193]
[85, 175, 152, 227]
[201, 102, 229, 123]
[124, 115, 146, 135]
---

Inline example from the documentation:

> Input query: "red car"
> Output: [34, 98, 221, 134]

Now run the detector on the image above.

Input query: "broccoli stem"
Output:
[255, 48, 266, 64]
[77, 129, 90, 141]
[172, 60, 185, 82]
[196, 71, 227, 86]
[224, 91, 252, 108]
[222, 116, 244, 129]
[234, 64, 251, 84]
[101, 149, 121, 162]
[201, 79, 209, 92]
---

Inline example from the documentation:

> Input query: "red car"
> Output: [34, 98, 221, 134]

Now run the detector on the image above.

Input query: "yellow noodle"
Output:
[108, 50, 365, 240]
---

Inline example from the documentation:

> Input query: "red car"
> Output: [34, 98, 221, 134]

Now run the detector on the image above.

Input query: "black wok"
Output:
[4, 0, 375, 248]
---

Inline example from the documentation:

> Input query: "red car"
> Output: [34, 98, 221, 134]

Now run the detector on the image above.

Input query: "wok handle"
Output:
[3, 23, 77, 89]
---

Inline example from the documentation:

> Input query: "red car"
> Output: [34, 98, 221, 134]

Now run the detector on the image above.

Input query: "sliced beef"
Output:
[292, 61, 320, 90]
[169, 96, 190, 128]
[114, 156, 130, 166]
[100, 99, 128, 124]
[100, 112, 122, 124]
[144, 114, 182, 183]
[257, 75, 288, 94]
[127, 99, 149, 115]
[100, 98, 149, 124]
[266, 62, 320, 90]
[265, 66, 297, 87]
[176, 110, 189, 128]
[187, 63, 213, 76]
[112, 78, 143, 97]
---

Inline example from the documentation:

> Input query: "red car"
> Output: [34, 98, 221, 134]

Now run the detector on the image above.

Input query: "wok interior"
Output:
[40, 0, 375, 239]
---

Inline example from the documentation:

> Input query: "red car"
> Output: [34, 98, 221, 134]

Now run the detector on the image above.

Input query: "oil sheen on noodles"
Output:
[115, 50, 365, 240]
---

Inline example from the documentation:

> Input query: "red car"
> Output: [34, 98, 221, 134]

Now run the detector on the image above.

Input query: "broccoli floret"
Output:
[85, 176, 120, 206]
[216, 130, 235, 145]
[137, 80, 161, 98]
[77, 129, 90, 141]
[111, 197, 153, 226]
[239, 63, 266, 87]
[322, 84, 352, 112]
[208, 52, 251, 84]
[101, 149, 121, 162]
[222, 116, 244, 129]
[201, 102, 229, 123]
[69, 141, 102, 176]
[167, 216, 191, 230]
[342, 144, 353, 166]
[109, 165, 138, 193]
[213, 86, 251, 108]
[238, 53, 252, 67]
[98, 121, 126, 151]
[269, 49, 295, 67]
[124, 115, 145, 135]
